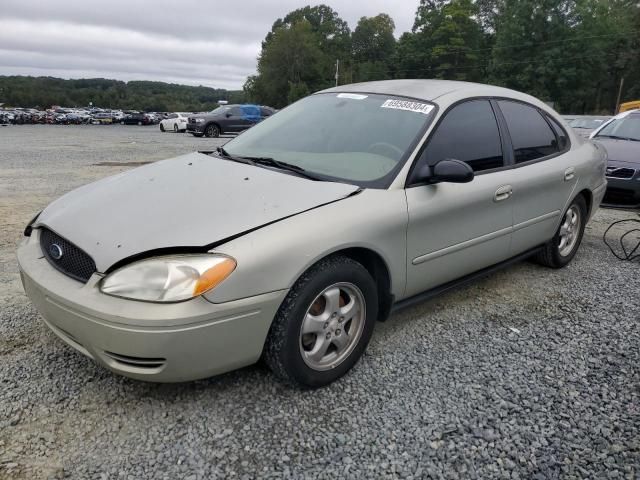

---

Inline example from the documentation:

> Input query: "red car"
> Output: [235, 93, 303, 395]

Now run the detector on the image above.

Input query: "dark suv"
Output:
[187, 104, 262, 137]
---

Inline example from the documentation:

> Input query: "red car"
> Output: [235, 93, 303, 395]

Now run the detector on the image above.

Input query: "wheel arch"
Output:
[577, 188, 593, 219]
[312, 247, 394, 323]
[205, 121, 222, 134]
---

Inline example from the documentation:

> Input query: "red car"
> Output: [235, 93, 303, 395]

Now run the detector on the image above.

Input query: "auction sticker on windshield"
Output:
[381, 99, 434, 115]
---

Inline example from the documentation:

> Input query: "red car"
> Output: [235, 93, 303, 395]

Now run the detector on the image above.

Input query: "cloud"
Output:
[0, 0, 419, 90]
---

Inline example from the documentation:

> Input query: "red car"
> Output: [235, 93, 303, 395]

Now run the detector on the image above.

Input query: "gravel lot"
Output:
[1, 125, 639, 479]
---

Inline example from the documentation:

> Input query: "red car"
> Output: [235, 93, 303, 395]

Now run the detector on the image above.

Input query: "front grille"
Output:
[606, 167, 635, 179]
[39, 228, 97, 283]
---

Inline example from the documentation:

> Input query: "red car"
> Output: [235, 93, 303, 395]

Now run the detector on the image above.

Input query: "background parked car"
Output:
[187, 104, 262, 137]
[567, 116, 610, 138]
[122, 112, 153, 126]
[590, 110, 640, 207]
[159, 112, 189, 132]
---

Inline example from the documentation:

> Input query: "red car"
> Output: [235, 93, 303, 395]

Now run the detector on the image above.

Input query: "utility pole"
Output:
[335, 59, 340, 87]
[615, 77, 624, 114]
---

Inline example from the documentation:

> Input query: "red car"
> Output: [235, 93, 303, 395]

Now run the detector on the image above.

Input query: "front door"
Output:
[405, 99, 514, 298]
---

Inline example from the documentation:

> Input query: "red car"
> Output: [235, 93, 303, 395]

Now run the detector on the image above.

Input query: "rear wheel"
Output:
[534, 195, 587, 268]
[204, 123, 220, 138]
[264, 256, 378, 388]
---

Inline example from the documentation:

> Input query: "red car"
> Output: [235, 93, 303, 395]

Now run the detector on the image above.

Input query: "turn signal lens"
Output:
[193, 258, 236, 296]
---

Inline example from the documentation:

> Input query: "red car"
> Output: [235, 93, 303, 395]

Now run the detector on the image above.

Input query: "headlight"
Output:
[100, 254, 236, 302]
[194, 118, 205, 123]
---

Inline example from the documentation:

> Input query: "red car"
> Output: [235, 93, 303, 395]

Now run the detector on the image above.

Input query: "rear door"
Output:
[223, 106, 244, 132]
[494, 100, 576, 254]
[405, 99, 514, 297]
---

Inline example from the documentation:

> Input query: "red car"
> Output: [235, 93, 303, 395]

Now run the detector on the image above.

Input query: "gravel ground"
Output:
[1, 125, 639, 480]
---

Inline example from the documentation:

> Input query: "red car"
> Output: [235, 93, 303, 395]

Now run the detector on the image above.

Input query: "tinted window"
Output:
[545, 114, 569, 150]
[498, 101, 559, 163]
[228, 107, 242, 116]
[418, 100, 503, 172]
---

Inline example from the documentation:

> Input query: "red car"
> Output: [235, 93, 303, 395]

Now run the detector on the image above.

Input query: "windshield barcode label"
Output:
[381, 100, 434, 115]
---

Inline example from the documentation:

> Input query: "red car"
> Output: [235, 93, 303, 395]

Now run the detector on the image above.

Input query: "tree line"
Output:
[0, 76, 245, 111]
[244, 0, 640, 113]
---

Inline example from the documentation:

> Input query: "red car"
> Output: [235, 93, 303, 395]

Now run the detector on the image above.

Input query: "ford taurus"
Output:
[18, 80, 607, 387]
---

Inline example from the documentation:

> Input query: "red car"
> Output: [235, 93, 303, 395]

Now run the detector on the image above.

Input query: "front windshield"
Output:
[594, 114, 640, 141]
[223, 92, 435, 186]
[570, 118, 606, 129]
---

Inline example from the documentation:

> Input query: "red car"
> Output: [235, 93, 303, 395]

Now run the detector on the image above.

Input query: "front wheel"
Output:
[204, 123, 220, 138]
[173, 124, 178, 133]
[264, 256, 378, 388]
[534, 195, 587, 268]
[159, 123, 165, 132]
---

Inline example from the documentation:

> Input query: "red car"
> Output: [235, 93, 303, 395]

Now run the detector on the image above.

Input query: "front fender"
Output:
[204, 189, 409, 303]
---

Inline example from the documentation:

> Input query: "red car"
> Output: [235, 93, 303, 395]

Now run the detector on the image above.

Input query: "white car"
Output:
[160, 113, 189, 132]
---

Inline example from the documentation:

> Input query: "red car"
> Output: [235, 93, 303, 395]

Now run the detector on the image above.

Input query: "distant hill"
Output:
[0, 76, 246, 111]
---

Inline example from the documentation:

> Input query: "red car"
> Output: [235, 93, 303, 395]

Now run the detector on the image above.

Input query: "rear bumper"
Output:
[17, 231, 287, 382]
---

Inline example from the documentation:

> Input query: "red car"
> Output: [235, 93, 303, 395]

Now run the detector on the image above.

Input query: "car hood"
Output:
[36, 152, 359, 272]
[593, 137, 640, 165]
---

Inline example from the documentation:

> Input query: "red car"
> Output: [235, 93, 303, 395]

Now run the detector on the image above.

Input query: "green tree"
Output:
[247, 20, 330, 108]
[395, 0, 485, 80]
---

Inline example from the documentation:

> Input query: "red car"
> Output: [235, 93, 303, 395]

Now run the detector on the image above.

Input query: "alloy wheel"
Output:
[299, 282, 366, 371]
[558, 205, 581, 257]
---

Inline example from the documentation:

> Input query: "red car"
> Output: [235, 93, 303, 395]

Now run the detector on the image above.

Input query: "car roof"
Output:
[319, 79, 552, 111]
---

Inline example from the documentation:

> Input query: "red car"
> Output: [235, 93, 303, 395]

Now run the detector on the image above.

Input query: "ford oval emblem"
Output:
[49, 243, 63, 260]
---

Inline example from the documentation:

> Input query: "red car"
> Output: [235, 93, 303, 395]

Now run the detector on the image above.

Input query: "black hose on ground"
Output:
[603, 213, 640, 261]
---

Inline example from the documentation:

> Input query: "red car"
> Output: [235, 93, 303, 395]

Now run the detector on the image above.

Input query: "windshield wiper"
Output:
[595, 134, 636, 141]
[215, 146, 256, 165]
[237, 155, 324, 181]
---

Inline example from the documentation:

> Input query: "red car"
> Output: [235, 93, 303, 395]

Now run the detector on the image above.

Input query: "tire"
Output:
[204, 123, 220, 138]
[173, 124, 178, 133]
[264, 255, 378, 388]
[534, 195, 587, 268]
[159, 123, 165, 132]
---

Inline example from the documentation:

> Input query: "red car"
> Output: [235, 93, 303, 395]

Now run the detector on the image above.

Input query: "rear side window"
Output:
[545, 114, 569, 150]
[498, 100, 559, 163]
[418, 100, 504, 173]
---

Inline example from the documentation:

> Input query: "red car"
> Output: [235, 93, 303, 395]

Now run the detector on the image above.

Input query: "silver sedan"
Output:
[18, 80, 607, 387]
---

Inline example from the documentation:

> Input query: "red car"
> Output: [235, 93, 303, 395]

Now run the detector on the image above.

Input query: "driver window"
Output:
[228, 107, 242, 116]
[417, 100, 504, 173]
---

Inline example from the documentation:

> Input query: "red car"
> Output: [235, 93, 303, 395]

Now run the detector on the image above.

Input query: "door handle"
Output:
[564, 167, 575, 181]
[494, 185, 513, 202]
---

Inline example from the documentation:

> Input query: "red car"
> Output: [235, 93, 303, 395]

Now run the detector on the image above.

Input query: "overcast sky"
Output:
[0, 0, 419, 90]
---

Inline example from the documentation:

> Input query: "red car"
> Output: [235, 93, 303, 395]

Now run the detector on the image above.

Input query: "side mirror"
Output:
[225, 112, 233, 118]
[415, 159, 474, 184]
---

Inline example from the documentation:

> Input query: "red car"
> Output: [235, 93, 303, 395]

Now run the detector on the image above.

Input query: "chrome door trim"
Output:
[512, 210, 561, 232]
[412, 225, 513, 265]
